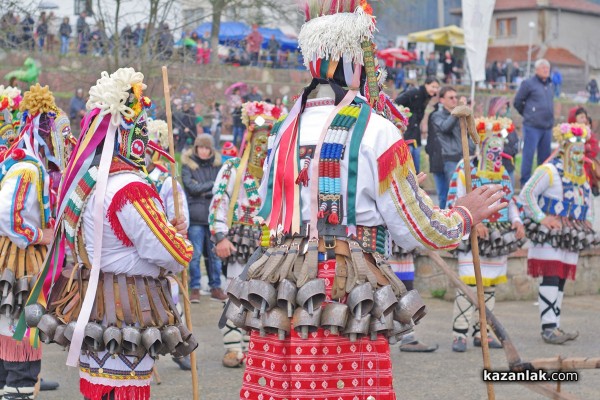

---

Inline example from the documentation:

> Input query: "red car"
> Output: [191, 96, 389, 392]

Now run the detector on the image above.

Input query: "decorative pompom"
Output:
[18, 84, 57, 116]
[12, 148, 26, 160]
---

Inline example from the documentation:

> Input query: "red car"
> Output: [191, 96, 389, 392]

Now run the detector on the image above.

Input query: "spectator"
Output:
[244, 85, 262, 102]
[69, 88, 86, 133]
[173, 101, 198, 152]
[158, 23, 174, 60]
[181, 134, 227, 302]
[568, 106, 599, 195]
[430, 86, 475, 195]
[425, 52, 438, 77]
[488, 96, 520, 184]
[198, 41, 211, 64]
[267, 34, 280, 68]
[21, 13, 35, 51]
[121, 24, 134, 58]
[490, 61, 501, 88]
[442, 50, 455, 83]
[229, 88, 244, 147]
[425, 103, 448, 208]
[1, 12, 18, 49]
[246, 24, 263, 67]
[513, 58, 554, 186]
[210, 102, 223, 145]
[274, 97, 288, 114]
[133, 22, 144, 48]
[76, 11, 89, 54]
[90, 21, 108, 56]
[586, 78, 599, 103]
[509, 61, 521, 87]
[551, 68, 562, 98]
[394, 76, 440, 173]
[46, 11, 58, 52]
[59, 17, 72, 55]
[394, 62, 406, 91]
[36, 12, 47, 52]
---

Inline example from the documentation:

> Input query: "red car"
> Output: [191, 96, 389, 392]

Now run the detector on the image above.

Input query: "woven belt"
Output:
[539, 195, 588, 221]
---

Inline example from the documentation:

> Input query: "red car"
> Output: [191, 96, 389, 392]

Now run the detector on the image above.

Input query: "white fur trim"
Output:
[298, 7, 375, 68]
[147, 118, 169, 148]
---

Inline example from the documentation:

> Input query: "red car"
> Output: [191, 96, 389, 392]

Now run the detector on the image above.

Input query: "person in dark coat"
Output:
[173, 101, 198, 152]
[425, 103, 448, 208]
[181, 134, 227, 302]
[394, 76, 440, 173]
[513, 58, 554, 186]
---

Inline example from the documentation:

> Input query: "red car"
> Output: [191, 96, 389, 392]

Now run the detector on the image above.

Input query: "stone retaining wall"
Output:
[414, 249, 600, 301]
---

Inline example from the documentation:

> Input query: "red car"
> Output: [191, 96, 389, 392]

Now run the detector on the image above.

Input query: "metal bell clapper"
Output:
[372, 285, 398, 319]
[247, 279, 277, 318]
[141, 327, 162, 358]
[245, 310, 264, 336]
[161, 325, 183, 354]
[262, 307, 291, 340]
[343, 313, 371, 342]
[84, 322, 106, 352]
[292, 307, 322, 339]
[277, 279, 297, 318]
[174, 334, 198, 358]
[369, 313, 394, 341]
[346, 282, 374, 321]
[296, 279, 326, 316]
[178, 323, 193, 341]
[320, 302, 349, 335]
[103, 326, 123, 355]
[0, 268, 15, 299]
[394, 290, 426, 324]
[37, 314, 60, 344]
[13, 277, 29, 308]
[0, 291, 14, 318]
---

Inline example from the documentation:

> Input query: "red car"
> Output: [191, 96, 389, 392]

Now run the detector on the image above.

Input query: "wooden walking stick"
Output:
[162, 65, 199, 400]
[451, 104, 495, 400]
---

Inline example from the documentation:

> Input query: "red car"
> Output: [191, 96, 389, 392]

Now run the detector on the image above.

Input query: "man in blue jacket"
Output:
[514, 59, 554, 186]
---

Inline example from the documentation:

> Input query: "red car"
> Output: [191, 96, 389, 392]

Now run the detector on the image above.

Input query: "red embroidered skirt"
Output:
[240, 259, 396, 400]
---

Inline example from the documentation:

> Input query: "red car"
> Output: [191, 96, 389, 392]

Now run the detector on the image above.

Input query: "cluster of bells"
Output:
[225, 277, 427, 344]
[23, 303, 198, 359]
[0, 272, 32, 321]
[456, 222, 528, 257]
[524, 218, 600, 252]
[224, 225, 262, 267]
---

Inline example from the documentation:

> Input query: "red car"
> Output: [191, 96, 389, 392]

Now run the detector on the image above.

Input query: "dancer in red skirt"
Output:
[224, 1, 509, 399]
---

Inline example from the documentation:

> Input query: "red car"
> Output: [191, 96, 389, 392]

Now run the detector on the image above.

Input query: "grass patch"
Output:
[431, 288, 447, 299]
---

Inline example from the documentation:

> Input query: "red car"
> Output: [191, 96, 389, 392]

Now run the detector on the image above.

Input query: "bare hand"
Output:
[416, 172, 427, 186]
[215, 238, 236, 259]
[170, 217, 187, 236]
[37, 228, 54, 245]
[512, 220, 525, 240]
[540, 215, 561, 230]
[476, 224, 489, 240]
[453, 184, 507, 226]
[459, 96, 468, 106]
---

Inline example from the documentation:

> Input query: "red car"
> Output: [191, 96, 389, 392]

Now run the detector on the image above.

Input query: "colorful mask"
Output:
[553, 123, 589, 185]
[474, 117, 515, 180]
[119, 108, 149, 167]
[0, 123, 18, 155]
[242, 101, 280, 178]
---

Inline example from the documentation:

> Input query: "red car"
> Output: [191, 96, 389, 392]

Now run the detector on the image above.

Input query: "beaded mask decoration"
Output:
[553, 123, 589, 185]
[475, 117, 515, 180]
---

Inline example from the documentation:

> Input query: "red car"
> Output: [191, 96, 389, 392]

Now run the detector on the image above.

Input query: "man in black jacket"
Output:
[425, 103, 448, 208]
[182, 134, 227, 302]
[395, 76, 439, 173]
[513, 58, 554, 186]
[173, 101, 198, 152]
[429, 86, 475, 197]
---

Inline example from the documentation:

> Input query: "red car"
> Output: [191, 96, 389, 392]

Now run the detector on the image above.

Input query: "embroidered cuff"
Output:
[32, 228, 43, 245]
[454, 206, 473, 238]
[533, 211, 546, 223]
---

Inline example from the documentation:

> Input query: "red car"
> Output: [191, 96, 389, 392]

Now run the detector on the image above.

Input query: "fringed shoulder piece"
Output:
[377, 139, 413, 195]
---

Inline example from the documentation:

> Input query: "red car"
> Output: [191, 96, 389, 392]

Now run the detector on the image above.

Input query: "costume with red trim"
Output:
[520, 123, 597, 337]
[209, 101, 277, 366]
[0, 84, 63, 400]
[223, 2, 475, 399]
[20, 69, 195, 400]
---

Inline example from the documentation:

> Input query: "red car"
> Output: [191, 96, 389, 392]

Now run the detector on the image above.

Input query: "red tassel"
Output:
[295, 166, 309, 186]
[80, 379, 151, 400]
[377, 139, 411, 193]
[106, 181, 162, 246]
[328, 213, 339, 224]
[0, 336, 42, 362]
[317, 210, 325, 219]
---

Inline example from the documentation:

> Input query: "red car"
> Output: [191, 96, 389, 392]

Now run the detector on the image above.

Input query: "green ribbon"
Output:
[346, 102, 371, 227]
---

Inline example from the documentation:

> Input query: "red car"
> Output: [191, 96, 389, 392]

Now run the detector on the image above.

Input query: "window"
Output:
[496, 18, 517, 37]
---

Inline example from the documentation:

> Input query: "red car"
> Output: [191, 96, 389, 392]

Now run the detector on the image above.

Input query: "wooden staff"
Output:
[451, 104, 495, 400]
[162, 65, 199, 400]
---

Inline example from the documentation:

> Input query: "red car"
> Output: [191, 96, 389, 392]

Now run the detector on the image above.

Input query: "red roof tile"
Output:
[495, 0, 600, 14]
[487, 46, 585, 67]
